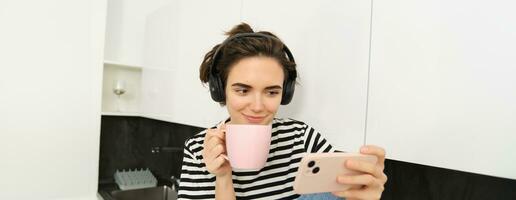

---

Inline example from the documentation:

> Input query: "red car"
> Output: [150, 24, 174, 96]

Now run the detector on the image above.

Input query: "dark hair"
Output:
[199, 22, 297, 105]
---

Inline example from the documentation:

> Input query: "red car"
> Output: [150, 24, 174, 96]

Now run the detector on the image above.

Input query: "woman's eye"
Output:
[235, 88, 248, 94]
[267, 90, 280, 96]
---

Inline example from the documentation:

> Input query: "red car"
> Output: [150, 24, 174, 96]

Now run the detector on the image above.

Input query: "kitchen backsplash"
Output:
[98, 115, 205, 182]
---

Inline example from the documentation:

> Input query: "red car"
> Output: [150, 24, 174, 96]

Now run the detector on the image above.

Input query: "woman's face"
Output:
[225, 56, 284, 125]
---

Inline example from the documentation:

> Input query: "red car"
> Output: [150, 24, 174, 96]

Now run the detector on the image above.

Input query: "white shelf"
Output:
[103, 60, 142, 69]
[101, 62, 142, 114]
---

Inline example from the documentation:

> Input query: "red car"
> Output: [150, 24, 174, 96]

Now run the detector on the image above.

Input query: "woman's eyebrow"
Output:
[265, 85, 282, 90]
[231, 83, 282, 90]
[231, 83, 251, 88]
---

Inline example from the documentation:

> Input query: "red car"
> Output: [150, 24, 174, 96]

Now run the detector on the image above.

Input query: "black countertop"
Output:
[98, 177, 178, 200]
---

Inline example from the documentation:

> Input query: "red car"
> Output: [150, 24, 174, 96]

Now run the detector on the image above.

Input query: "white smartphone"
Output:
[293, 152, 378, 194]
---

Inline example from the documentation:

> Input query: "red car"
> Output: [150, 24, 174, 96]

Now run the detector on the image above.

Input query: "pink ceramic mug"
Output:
[225, 124, 272, 170]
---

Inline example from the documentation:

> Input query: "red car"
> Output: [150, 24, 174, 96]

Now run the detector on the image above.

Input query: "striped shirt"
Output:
[178, 118, 336, 200]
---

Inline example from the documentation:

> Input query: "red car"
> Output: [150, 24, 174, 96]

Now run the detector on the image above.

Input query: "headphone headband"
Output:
[208, 32, 297, 105]
[210, 33, 296, 78]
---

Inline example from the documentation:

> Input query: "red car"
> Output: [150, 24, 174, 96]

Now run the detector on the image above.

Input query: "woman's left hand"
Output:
[332, 145, 388, 200]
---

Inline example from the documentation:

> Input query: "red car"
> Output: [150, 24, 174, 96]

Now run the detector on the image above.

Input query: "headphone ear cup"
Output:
[281, 80, 295, 105]
[209, 73, 225, 103]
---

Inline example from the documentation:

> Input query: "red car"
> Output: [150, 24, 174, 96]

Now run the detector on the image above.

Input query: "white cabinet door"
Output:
[104, 0, 174, 66]
[366, 0, 516, 179]
[141, 0, 241, 127]
[142, 4, 180, 71]
[241, 0, 372, 152]
[140, 4, 179, 119]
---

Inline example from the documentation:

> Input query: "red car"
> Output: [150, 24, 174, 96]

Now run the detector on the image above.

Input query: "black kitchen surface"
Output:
[98, 115, 204, 197]
[381, 159, 516, 200]
[98, 115, 516, 199]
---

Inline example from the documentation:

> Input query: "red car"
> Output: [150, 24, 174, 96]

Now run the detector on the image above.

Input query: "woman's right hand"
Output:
[202, 123, 232, 177]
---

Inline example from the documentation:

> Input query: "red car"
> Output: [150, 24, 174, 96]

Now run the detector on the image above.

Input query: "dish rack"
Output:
[114, 168, 157, 190]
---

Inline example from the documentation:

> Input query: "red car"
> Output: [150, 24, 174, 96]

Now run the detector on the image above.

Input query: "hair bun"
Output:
[225, 22, 254, 36]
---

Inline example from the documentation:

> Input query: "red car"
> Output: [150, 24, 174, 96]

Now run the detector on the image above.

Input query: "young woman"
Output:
[178, 23, 387, 200]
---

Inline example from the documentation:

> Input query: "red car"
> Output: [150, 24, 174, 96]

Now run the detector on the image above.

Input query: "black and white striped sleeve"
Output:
[302, 124, 338, 153]
[177, 133, 216, 200]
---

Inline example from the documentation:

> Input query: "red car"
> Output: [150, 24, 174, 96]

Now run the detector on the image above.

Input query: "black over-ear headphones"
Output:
[208, 33, 297, 105]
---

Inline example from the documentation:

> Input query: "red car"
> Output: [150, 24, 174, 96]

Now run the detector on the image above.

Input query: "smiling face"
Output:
[225, 56, 285, 125]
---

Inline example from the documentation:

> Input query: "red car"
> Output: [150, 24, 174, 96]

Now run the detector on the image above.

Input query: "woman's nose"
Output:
[250, 94, 265, 112]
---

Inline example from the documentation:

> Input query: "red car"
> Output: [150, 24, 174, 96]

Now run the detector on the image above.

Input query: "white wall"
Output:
[0, 0, 106, 199]
[241, 0, 372, 152]
[366, 0, 516, 179]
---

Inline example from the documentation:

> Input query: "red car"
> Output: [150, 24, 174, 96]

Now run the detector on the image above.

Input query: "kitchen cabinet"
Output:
[101, 0, 175, 116]
[104, 0, 174, 67]
[139, 0, 241, 127]
[102, 0, 241, 126]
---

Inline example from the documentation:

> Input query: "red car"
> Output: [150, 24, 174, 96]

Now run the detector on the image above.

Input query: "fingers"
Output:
[360, 145, 386, 167]
[332, 187, 383, 200]
[206, 155, 227, 173]
[206, 143, 226, 161]
[203, 128, 226, 153]
[346, 159, 384, 179]
[332, 145, 387, 200]
[205, 127, 226, 143]
[216, 121, 226, 129]
[203, 138, 226, 161]
[337, 174, 381, 187]
[202, 127, 229, 175]
[205, 133, 224, 153]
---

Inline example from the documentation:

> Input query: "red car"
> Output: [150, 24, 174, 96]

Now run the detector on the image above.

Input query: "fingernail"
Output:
[361, 146, 369, 152]
[217, 122, 224, 129]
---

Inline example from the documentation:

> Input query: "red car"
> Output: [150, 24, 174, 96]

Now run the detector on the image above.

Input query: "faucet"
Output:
[151, 146, 183, 154]
[169, 176, 180, 191]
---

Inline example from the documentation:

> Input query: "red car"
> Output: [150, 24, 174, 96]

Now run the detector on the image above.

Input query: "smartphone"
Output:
[293, 152, 378, 194]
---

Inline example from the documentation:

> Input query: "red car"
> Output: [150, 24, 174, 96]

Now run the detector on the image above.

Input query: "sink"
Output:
[110, 186, 177, 200]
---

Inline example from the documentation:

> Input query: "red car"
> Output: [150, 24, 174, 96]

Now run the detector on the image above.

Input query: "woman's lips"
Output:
[243, 114, 266, 123]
